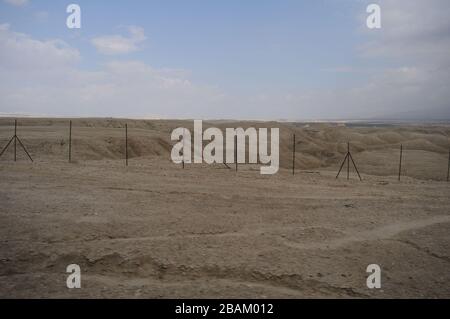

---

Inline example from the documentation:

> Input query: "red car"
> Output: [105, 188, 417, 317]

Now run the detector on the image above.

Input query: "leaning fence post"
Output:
[0, 119, 32, 162]
[336, 141, 361, 181]
[347, 142, 350, 180]
[398, 144, 403, 181]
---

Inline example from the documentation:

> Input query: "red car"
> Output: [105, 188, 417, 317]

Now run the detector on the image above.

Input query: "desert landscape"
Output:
[0, 117, 449, 298]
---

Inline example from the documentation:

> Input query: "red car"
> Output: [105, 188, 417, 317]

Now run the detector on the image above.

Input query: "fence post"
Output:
[125, 123, 128, 166]
[347, 142, 350, 180]
[14, 119, 17, 162]
[292, 134, 296, 175]
[234, 135, 237, 171]
[182, 128, 185, 169]
[398, 144, 403, 181]
[447, 148, 449, 182]
[0, 119, 32, 162]
[69, 120, 72, 163]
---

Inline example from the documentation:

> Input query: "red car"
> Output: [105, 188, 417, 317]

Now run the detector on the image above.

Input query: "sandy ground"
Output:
[0, 118, 449, 298]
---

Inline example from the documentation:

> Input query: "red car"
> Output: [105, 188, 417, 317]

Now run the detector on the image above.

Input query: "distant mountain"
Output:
[373, 105, 450, 122]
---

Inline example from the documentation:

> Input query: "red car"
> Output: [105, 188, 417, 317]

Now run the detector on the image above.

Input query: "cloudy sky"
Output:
[0, 0, 449, 120]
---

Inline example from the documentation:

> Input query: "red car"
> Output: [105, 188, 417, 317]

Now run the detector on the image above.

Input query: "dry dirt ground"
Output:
[0, 118, 449, 298]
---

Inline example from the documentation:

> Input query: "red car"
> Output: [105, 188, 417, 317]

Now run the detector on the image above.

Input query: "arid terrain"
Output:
[0, 118, 449, 298]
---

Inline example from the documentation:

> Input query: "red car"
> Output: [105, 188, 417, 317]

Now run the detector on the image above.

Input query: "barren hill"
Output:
[1, 118, 449, 180]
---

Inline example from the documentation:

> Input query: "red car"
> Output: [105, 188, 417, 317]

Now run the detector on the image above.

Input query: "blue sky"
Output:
[1, 0, 449, 120]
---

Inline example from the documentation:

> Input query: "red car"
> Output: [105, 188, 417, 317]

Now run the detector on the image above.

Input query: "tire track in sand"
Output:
[282, 215, 450, 250]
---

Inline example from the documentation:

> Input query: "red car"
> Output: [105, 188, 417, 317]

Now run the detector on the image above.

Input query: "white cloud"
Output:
[1, 0, 450, 121]
[353, 0, 450, 119]
[360, 0, 450, 65]
[285, 0, 450, 120]
[3, 0, 28, 7]
[91, 26, 147, 55]
[0, 23, 80, 71]
[0, 25, 226, 118]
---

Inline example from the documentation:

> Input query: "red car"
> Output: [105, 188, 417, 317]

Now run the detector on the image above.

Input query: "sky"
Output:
[0, 0, 449, 120]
